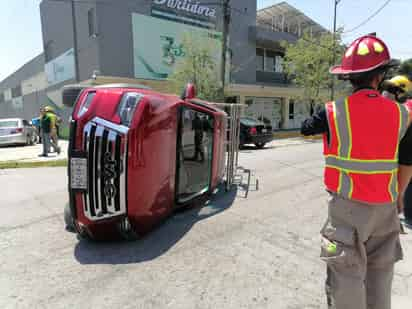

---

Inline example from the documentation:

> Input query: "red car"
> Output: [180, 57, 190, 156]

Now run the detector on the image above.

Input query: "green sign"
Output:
[132, 13, 222, 80]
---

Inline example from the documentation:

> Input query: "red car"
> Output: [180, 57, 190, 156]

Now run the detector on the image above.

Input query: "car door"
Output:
[175, 106, 214, 204]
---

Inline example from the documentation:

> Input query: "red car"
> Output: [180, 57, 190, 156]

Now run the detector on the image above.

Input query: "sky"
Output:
[0, 0, 411, 82]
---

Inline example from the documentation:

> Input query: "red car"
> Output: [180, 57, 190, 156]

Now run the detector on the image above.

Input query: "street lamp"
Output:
[331, 0, 341, 101]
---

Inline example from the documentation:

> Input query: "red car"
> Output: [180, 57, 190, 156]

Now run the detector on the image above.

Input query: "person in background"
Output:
[45, 106, 62, 152]
[39, 106, 61, 157]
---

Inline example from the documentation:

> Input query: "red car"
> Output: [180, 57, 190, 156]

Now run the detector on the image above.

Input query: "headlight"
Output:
[117, 93, 142, 126]
[77, 92, 96, 118]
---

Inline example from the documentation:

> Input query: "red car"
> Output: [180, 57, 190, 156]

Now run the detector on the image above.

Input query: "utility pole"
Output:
[330, 0, 340, 101]
[71, 0, 80, 82]
[220, 0, 230, 102]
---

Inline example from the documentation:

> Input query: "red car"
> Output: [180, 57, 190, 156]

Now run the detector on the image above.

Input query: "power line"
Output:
[343, 0, 392, 34]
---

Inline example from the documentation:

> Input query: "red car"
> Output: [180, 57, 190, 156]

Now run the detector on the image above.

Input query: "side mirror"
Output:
[180, 83, 196, 100]
[62, 85, 87, 107]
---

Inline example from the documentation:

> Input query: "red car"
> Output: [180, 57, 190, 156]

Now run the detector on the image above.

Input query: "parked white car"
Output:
[0, 118, 37, 146]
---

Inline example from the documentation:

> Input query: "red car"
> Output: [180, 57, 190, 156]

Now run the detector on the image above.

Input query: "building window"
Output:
[11, 85, 22, 98]
[256, 48, 264, 71]
[0, 92, 4, 104]
[289, 101, 295, 119]
[275, 55, 284, 73]
[88, 8, 97, 37]
[257, 48, 284, 73]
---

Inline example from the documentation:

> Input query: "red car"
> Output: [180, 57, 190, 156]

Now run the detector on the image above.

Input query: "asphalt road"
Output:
[1, 140, 411, 308]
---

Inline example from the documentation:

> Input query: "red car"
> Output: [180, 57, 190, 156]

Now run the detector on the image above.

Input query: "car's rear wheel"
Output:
[30, 134, 36, 145]
[255, 142, 266, 149]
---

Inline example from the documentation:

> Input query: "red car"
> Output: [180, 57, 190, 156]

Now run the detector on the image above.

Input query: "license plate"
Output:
[70, 157, 88, 190]
[262, 129, 267, 133]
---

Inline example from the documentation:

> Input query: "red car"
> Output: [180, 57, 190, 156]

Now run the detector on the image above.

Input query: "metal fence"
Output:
[210, 103, 245, 191]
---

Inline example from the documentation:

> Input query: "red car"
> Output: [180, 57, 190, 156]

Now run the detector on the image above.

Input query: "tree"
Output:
[282, 30, 346, 105]
[168, 33, 222, 102]
[397, 58, 412, 78]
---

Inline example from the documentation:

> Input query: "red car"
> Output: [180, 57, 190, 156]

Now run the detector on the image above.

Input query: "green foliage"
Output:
[282, 30, 346, 102]
[168, 32, 222, 102]
[397, 58, 412, 79]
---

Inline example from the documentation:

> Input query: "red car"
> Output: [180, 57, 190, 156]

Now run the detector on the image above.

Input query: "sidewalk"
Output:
[0, 138, 317, 165]
[0, 140, 68, 163]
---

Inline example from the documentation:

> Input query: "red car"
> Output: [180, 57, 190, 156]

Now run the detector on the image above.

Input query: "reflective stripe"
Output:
[326, 154, 397, 163]
[325, 165, 397, 175]
[332, 102, 342, 155]
[388, 171, 397, 202]
[334, 98, 351, 158]
[343, 98, 352, 158]
[325, 156, 397, 172]
[340, 171, 352, 198]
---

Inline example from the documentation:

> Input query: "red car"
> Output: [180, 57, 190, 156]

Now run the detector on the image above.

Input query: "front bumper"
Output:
[69, 117, 129, 223]
[0, 134, 26, 145]
[246, 134, 273, 145]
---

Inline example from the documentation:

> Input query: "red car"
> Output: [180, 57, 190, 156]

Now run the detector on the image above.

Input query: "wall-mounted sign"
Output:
[45, 48, 75, 86]
[152, 0, 217, 18]
[132, 13, 222, 80]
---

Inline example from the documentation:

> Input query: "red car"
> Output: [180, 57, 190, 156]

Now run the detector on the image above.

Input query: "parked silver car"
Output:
[0, 118, 37, 146]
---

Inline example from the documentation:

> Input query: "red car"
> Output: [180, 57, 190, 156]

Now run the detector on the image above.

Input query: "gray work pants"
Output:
[42, 132, 59, 155]
[321, 195, 403, 309]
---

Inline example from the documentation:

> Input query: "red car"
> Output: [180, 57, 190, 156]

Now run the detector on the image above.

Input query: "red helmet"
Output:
[330, 35, 398, 75]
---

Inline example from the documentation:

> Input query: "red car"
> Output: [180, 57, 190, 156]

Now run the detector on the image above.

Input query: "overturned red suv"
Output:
[63, 83, 227, 240]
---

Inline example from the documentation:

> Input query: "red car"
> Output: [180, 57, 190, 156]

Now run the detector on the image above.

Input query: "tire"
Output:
[64, 203, 76, 232]
[30, 134, 36, 145]
[255, 142, 266, 149]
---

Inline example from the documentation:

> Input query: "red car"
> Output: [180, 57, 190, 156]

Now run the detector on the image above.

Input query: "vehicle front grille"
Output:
[82, 117, 129, 221]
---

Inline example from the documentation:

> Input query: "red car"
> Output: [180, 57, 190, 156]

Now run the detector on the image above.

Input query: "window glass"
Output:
[256, 48, 264, 71]
[265, 50, 277, 72]
[289, 101, 295, 120]
[88, 8, 97, 37]
[0, 120, 19, 128]
[177, 108, 214, 203]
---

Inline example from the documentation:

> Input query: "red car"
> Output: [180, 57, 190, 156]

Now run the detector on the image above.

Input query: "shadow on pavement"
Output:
[73, 185, 238, 265]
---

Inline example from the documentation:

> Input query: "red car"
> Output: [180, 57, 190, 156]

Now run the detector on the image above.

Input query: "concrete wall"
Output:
[40, 0, 100, 83]
[0, 53, 46, 120]
[96, 0, 150, 78]
[229, 0, 257, 85]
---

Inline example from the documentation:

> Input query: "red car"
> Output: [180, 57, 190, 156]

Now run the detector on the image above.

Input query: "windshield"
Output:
[0, 120, 19, 128]
[241, 117, 261, 126]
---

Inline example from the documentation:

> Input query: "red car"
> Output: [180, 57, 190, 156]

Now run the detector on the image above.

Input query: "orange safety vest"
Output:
[323, 89, 412, 204]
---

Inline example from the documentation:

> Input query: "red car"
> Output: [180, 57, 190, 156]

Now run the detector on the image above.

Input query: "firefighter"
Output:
[301, 35, 412, 308]
[381, 75, 412, 102]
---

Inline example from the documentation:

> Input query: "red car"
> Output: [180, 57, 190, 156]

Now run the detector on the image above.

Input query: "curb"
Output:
[0, 159, 68, 170]
[273, 131, 323, 140]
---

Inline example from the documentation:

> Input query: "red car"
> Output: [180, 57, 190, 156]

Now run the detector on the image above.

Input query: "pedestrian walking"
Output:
[38, 106, 61, 157]
[301, 35, 412, 309]
[45, 106, 61, 152]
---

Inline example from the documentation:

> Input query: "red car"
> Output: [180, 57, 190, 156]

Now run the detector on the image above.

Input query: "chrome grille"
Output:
[82, 117, 128, 221]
